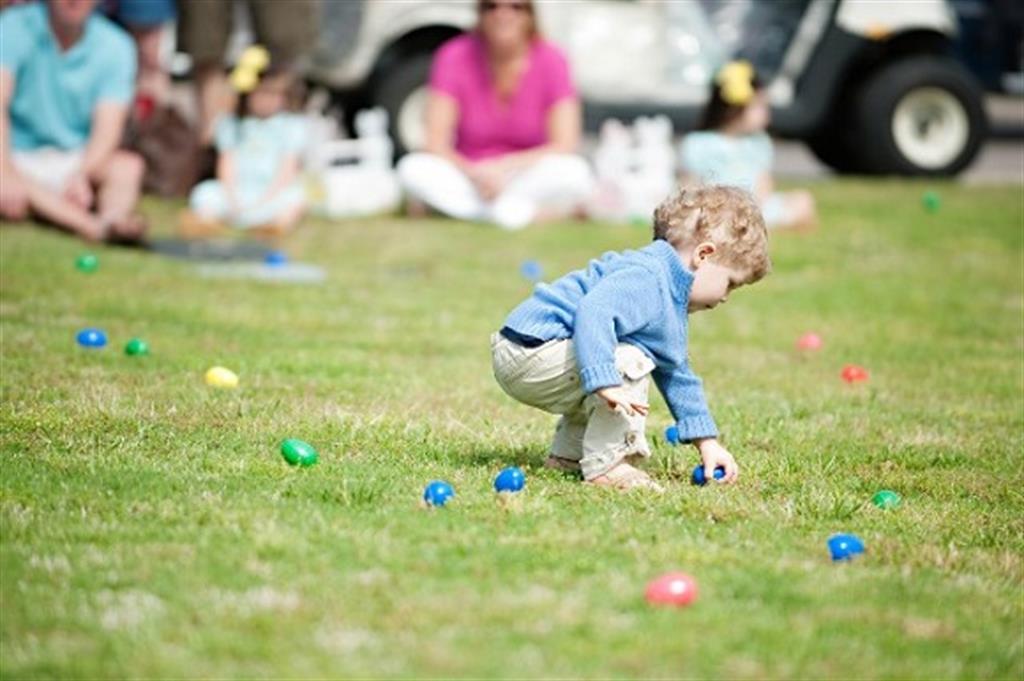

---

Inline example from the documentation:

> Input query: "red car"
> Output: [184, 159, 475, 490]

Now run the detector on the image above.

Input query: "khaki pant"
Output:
[491, 333, 656, 480]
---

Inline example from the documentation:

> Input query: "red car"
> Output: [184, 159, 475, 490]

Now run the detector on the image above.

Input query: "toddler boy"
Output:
[492, 185, 770, 491]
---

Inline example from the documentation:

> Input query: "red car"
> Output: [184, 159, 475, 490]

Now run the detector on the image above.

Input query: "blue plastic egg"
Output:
[691, 464, 726, 486]
[76, 328, 107, 348]
[494, 466, 526, 493]
[664, 425, 680, 445]
[423, 480, 455, 507]
[828, 533, 865, 561]
[264, 250, 288, 266]
[520, 260, 543, 282]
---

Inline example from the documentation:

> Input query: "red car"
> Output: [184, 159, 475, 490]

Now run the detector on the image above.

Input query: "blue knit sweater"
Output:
[503, 239, 718, 441]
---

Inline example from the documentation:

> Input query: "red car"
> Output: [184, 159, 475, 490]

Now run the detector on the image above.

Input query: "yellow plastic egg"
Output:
[205, 366, 239, 389]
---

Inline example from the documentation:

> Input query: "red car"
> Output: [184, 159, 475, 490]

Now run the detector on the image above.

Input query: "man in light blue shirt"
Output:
[0, 0, 146, 242]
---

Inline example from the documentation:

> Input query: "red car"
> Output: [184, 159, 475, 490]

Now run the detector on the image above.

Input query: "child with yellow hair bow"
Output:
[181, 46, 308, 238]
[679, 61, 818, 231]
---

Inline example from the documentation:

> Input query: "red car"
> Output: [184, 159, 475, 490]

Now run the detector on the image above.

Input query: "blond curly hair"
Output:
[653, 185, 770, 282]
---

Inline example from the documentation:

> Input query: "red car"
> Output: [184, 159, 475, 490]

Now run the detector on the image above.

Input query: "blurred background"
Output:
[2, 0, 1021, 239]
[161, 0, 1022, 181]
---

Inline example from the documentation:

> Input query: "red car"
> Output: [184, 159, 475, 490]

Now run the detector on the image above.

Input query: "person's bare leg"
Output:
[194, 64, 233, 146]
[21, 179, 105, 240]
[95, 150, 146, 240]
[275, 204, 304, 231]
[785, 190, 818, 231]
[248, 204, 305, 239]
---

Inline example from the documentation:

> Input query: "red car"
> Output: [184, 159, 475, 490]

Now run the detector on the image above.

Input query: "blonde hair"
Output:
[653, 185, 770, 283]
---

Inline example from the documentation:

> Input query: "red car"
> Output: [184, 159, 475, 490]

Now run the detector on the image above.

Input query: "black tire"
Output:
[851, 56, 987, 176]
[806, 129, 868, 174]
[373, 51, 433, 157]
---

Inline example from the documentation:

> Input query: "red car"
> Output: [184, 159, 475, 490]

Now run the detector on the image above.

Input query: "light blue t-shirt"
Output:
[679, 131, 773, 193]
[214, 113, 307, 190]
[0, 3, 136, 151]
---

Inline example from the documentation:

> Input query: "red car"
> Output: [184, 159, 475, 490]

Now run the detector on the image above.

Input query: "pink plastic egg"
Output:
[645, 572, 698, 607]
[796, 332, 823, 351]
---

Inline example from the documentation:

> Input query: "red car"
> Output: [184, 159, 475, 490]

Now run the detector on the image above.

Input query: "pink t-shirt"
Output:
[429, 33, 577, 161]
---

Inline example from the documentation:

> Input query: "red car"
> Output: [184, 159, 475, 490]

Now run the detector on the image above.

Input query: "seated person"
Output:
[397, 0, 594, 231]
[0, 0, 146, 242]
[680, 61, 817, 231]
[180, 46, 306, 238]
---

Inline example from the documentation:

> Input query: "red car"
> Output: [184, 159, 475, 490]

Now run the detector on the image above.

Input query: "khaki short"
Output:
[177, 0, 314, 68]
[491, 332, 656, 480]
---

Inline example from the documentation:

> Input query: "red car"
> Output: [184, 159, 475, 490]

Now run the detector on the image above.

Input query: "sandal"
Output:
[544, 455, 582, 473]
[586, 461, 665, 493]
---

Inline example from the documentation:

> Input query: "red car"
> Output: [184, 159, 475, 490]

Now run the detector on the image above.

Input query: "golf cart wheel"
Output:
[853, 56, 987, 176]
[374, 51, 433, 157]
[806, 130, 867, 174]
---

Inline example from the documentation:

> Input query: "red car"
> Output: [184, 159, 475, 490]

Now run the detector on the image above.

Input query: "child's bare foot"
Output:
[106, 213, 147, 244]
[587, 461, 664, 492]
[406, 198, 429, 219]
[178, 210, 225, 239]
[248, 221, 293, 240]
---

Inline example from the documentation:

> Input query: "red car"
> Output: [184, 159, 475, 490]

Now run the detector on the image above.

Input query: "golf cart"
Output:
[307, 0, 989, 176]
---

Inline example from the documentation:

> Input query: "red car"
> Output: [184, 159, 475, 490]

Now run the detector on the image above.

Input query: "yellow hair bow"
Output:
[716, 60, 755, 106]
[230, 45, 271, 94]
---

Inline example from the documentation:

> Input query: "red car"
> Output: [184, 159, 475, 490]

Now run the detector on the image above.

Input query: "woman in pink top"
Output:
[397, 0, 594, 230]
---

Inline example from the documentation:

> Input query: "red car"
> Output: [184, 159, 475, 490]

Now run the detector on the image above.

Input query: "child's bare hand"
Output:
[695, 438, 739, 483]
[595, 386, 649, 416]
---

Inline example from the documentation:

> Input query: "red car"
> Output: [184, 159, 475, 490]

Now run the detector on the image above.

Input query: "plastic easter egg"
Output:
[691, 464, 726, 486]
[494, 466, 526, 493]
[124, 338, 149, 356]
[264, 250, 288, 266]
[76, 328, 107, 348]
[796, 332, 823, 351]
[664, 425, 680, 445]
[828, 533, 865, 561]
[280, 438, 319, 467]
[204, 366, 239, 389]
[841, 364, 869, 383]
[520, 260, 543, 282]
[872, 490, 901, 509]
[75, 253, 98, 273]
[645, 572, 698, 607]
[423, 480, 455, 507]
[922, 190, 941, 213]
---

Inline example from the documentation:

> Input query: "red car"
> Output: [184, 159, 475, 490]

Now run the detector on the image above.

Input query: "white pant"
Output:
[397, 152, 594, 230]
[491, 333, 656, 480]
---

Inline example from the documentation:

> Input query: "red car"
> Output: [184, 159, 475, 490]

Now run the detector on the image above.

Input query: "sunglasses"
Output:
[481, 1, 530, 13]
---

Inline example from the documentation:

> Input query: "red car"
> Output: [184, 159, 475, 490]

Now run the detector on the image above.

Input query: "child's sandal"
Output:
[543, 455, 582, 473]
[587, 461, 665, 493]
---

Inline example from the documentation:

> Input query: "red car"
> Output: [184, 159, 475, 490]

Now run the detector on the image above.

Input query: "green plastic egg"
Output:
[872, 489, 901, 509]
[280, 438, 318, 467]
[124, 338, 149, 356]
[76, 253, 98, 273]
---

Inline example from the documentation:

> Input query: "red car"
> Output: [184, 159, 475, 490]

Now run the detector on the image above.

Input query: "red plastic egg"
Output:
[645, 572, 698, 607]
[841, 364, 869, 383]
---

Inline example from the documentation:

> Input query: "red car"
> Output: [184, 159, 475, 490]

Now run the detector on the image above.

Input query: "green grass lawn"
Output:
[1, 181, 1022, 679]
